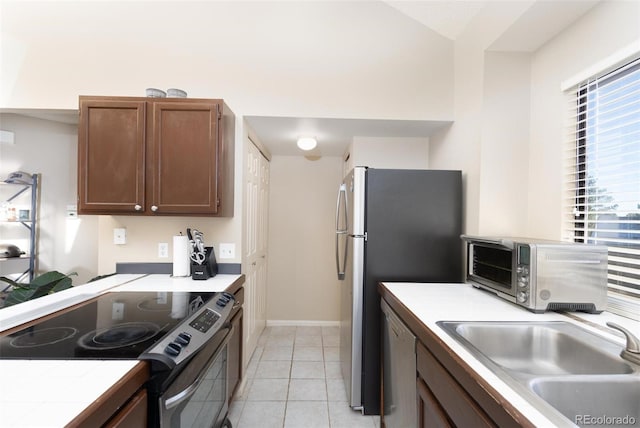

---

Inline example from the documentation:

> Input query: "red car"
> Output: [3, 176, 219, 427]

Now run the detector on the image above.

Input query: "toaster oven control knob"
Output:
[165, 342, 182, 357]
[517, 265, 529, 275]
[175, 332, 192, 346]
[517, 291, 529, 303]
[518, 278, 529, 288]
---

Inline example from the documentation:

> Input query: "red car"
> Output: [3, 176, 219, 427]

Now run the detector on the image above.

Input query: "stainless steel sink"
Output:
[437, 321, 640, 427]
[438, 321, 633, 375]
[530, 376, 640, 427]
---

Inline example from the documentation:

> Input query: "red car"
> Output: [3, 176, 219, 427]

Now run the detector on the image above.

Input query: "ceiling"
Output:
[244, 116, 452, 157]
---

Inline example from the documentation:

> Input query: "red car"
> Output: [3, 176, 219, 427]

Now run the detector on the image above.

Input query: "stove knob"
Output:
[176, 332, 192, 346]
[165, 342, 182, 357]
[217, 298, 227, 307]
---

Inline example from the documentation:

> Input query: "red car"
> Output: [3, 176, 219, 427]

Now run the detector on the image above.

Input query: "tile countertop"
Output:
[381, 282, 640, 428]
[0, 273, 243, 428]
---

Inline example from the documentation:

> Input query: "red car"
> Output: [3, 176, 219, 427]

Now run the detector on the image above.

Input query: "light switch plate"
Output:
[66, 205, 78, 218]
[114, 228, 126, 245]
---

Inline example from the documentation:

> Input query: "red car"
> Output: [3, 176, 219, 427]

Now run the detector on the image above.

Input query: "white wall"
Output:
[528, 0, 640, 239]
[0, 114, 98, 284]
[478, 51, 531, 236]
[343, 136, 429, 177]
[429, 0, 640, 239]
[267, 156, 343, 321]
[1, 1, 453, 121]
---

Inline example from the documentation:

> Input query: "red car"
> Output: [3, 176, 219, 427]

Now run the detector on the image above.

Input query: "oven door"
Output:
[159, 326, 232, 428]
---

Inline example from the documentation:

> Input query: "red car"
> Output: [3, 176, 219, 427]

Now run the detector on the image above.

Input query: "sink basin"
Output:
[530, 377, 640, 427]
[437, 321, 633, 375]
[437, 320, 640, 427]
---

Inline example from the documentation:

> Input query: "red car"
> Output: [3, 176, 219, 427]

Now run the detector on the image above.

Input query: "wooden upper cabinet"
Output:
[150, 101, 219, 214]
[78, 99, 146, 213]
[78, 96, 235, 216]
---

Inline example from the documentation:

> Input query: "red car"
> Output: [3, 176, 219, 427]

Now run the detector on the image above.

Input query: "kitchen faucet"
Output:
[607, 322, 640, 365]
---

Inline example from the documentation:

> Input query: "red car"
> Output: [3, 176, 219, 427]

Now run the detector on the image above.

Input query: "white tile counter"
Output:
[111, 273, 243, 293]
[0, 273, 244, 427]
[381, 282, 639, 428]
[0, 274, 145, 331]
[0, 360, 140, 427]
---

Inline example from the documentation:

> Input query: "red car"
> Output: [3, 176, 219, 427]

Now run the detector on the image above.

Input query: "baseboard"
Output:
[266, 320, 340, 328]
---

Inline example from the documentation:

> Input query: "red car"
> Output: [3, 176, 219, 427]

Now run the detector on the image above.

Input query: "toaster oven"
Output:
[462, 236, 608, 313]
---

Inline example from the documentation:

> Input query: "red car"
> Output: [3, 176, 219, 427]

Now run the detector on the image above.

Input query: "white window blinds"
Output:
[563, 57, 640, 296]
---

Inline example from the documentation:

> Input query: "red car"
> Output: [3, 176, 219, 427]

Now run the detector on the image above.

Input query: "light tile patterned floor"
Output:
[228, 326, 380, 428]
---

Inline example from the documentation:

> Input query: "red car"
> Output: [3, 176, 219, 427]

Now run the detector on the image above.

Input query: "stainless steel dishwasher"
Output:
[381, 299, 417, 427]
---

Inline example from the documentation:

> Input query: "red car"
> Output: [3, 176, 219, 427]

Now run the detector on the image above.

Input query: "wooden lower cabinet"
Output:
[228, 286, 244, 402]
[104, 389, 148, 428]
[417, 376, 452, 428]
[68, 362, 149, 428]
[416, 341, 495, 428]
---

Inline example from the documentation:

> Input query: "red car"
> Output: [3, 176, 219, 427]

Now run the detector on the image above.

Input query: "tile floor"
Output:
[227, 325, 380, 428]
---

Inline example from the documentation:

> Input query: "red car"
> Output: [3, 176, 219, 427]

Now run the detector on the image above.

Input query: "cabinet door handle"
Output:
[134, 204, 142, 211]
[151, 205, 158, 212]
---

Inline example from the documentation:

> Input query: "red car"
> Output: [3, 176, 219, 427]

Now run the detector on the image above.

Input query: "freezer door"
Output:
[349, 167, 366, 237]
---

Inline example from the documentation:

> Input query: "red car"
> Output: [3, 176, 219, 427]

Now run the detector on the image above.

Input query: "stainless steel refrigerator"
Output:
[335, 167, 463, 415]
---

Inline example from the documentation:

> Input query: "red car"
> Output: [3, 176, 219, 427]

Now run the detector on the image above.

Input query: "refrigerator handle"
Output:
[335, 184, 348, 280]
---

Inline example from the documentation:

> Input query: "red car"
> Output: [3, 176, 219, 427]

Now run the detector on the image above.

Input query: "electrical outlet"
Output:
[219, 243, 235, 259]
[158, 242, 169, 258]
[113, 228, 126, 245]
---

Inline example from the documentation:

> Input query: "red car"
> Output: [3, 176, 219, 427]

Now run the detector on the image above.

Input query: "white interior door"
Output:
[244, 137, 270, 369]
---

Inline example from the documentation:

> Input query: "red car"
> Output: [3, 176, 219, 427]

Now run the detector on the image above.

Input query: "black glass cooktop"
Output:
[0, 291, 214, 359]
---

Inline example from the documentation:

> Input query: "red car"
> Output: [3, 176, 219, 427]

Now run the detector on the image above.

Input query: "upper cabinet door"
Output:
[149, 101, 220, 215]
[78, 99, 146, 214]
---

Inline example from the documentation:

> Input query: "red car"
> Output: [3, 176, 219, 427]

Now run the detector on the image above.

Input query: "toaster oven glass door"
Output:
[468, 243, 516, 297]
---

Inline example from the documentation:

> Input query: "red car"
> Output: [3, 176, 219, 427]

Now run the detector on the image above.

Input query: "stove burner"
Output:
[10, 327, 79, 348]
[78, 322, 160, 350]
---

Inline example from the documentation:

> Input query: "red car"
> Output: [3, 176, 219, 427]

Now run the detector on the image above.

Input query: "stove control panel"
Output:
[140, 292, 235, 368]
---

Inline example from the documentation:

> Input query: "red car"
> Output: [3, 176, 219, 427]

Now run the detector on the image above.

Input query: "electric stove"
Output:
[0, 291, 215, 359]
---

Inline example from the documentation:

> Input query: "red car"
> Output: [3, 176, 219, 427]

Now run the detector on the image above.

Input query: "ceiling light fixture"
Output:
[296, 137, 317, 151]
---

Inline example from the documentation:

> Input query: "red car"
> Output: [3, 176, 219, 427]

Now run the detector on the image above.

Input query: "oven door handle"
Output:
[163, 325, 233, 411]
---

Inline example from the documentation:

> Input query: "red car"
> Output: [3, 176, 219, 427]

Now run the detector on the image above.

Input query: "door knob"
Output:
[134, 204, 142, 211]
[151, 205, 158, 212]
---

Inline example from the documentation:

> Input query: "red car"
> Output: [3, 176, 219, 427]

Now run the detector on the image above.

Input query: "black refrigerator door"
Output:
[361, 168, 463, 415]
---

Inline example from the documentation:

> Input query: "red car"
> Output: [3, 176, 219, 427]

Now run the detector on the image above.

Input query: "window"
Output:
[564, 57, 640, 314]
